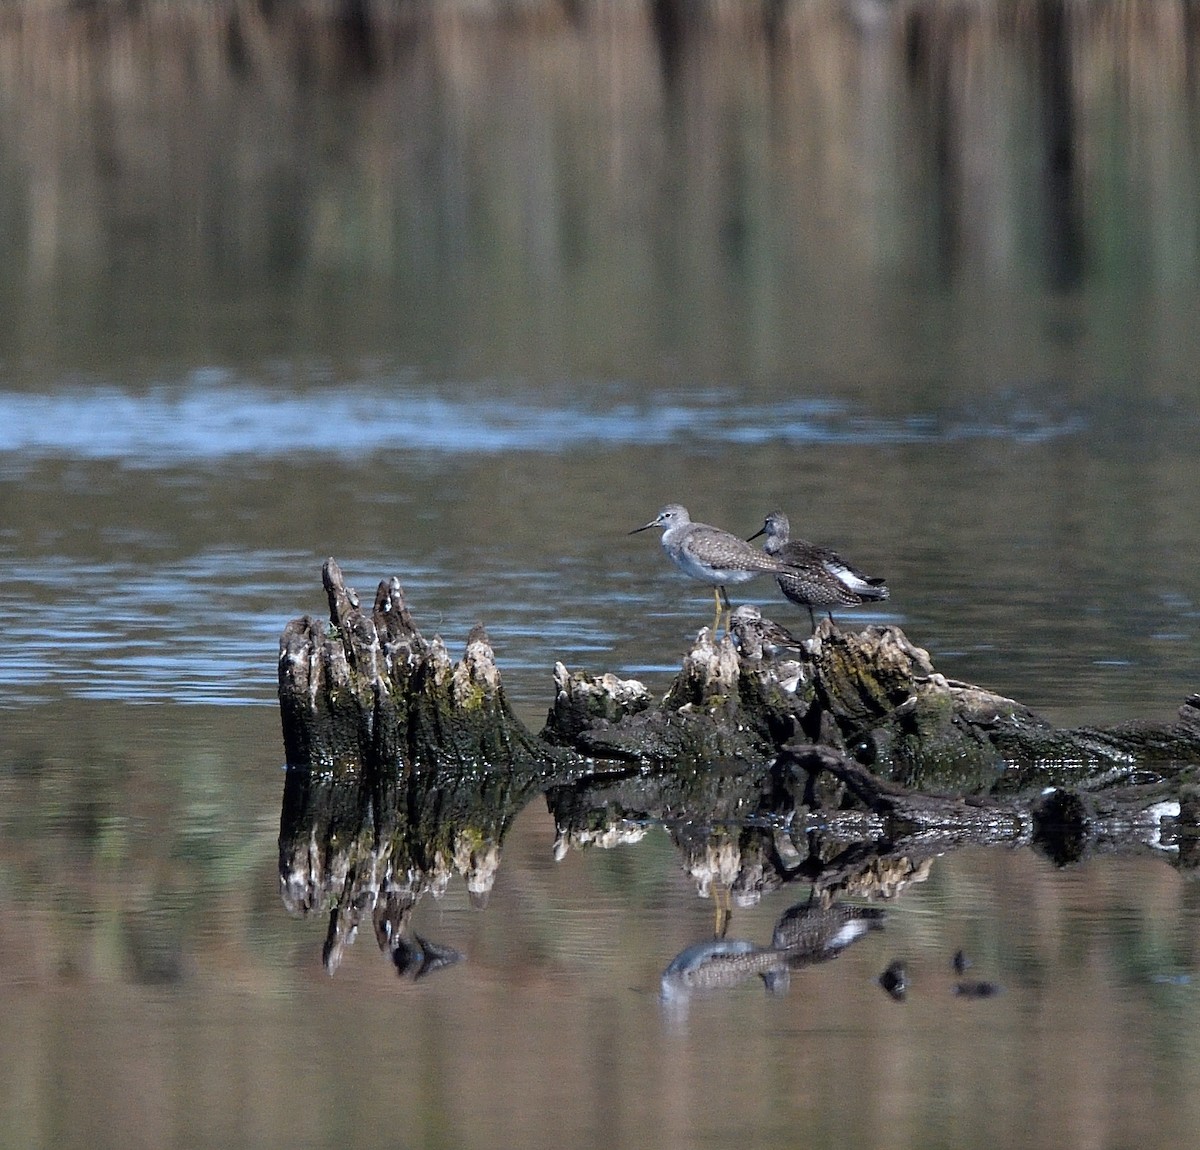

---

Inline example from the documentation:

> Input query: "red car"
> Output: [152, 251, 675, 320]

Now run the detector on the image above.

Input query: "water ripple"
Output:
[0, 376, 1087, 469]
[0, 551, 623, 709]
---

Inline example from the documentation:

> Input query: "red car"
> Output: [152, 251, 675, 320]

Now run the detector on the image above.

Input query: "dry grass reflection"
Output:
[2, 0, 1198, 380]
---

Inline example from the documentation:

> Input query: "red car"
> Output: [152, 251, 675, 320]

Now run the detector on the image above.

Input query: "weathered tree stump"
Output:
[538, 616, 1200, 794]
[279, 560, 1200, 793]
[278, 558, 560, 778]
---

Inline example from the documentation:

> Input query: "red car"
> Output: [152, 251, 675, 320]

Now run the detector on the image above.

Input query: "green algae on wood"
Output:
[277, 558, 556, 778]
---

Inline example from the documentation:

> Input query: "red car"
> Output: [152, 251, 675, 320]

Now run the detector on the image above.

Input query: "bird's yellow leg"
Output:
[713, 882, 732, 939]
[712, 586, 733, 637]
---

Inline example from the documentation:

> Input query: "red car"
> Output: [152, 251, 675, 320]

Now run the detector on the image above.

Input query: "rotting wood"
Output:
[279, 560, 1200, 796]
[277, 558, 560, 779]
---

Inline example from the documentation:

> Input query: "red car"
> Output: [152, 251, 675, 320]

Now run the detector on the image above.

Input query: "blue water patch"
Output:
[0, 374, 1087, 469]
[0, 551, 307, 706]
[0, 549, 623, 709]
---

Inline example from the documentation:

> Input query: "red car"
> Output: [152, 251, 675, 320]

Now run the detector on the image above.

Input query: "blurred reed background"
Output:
[2, 0, 1197, 387]
[2, 7, 1200, 1150]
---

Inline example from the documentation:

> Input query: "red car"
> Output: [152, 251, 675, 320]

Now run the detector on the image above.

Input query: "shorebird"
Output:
[728, 604, 805, 660]
[748, 510, 889, 629]
[631, 504, 798, 635]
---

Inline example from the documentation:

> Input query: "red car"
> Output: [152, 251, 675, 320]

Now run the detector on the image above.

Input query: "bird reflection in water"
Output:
[390, 933, 465, 981]
[661, 897, 886, 1009]
[878, 958, 908, 1001]
[373, 890, 464, 981]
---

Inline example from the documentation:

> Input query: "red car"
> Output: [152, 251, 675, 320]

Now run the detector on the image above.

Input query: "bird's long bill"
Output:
[746, 526, 766, 542]
[629, 520, 659, 535]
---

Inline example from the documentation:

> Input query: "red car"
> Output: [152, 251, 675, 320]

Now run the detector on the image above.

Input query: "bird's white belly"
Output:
[671, 548, 759, 586]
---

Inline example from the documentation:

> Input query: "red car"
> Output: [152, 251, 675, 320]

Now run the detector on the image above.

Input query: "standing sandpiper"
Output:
[631, 504, 799, 635]
[748, 510, 889, 630]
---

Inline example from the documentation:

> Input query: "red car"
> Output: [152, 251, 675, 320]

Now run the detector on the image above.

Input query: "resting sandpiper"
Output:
[728, 604, 804, 660]
[748, 510, 889, 629]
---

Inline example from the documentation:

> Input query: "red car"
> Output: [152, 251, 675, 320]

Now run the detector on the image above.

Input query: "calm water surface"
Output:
[2, 4, 1200, 1148]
